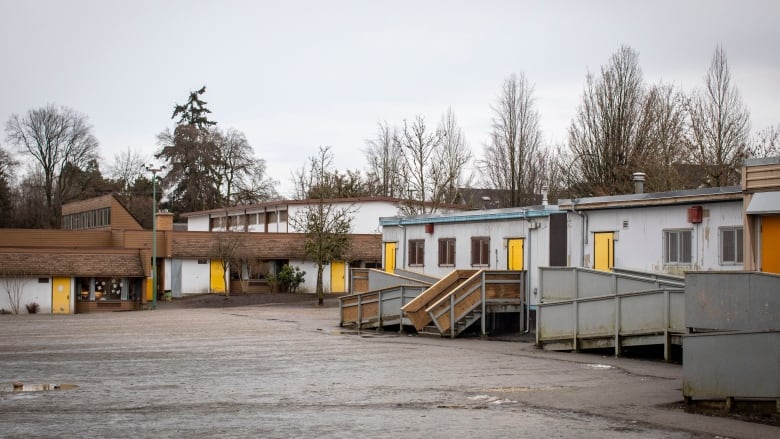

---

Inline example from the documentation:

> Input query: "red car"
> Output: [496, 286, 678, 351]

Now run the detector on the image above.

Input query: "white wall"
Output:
[187, 216, 210, 232]
[383, 215, 550, 306]
[0, 277, 55, 314]
[180, 259, 211, 295]
[568, 200, 743, 274]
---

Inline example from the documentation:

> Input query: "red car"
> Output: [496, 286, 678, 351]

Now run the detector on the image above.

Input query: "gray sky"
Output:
[2, 0, 778, 196]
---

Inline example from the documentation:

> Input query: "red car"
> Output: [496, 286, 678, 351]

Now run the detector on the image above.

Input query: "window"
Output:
[210, 216, 225, 230]
[664, 229, 692, 264]
[247, 214, 258, 225]
[720, 227, 744, 264]
[438, 238, 456, 266]
[471, 237, 490, 266]
[408, 240, 425, 266]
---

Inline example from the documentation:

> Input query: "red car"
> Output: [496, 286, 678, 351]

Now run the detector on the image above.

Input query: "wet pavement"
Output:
[0, 302, 776, 438]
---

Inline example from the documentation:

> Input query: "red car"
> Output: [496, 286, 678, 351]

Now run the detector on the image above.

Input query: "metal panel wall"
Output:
[683, 330, 780, 400]
[685, 272, 780, 331]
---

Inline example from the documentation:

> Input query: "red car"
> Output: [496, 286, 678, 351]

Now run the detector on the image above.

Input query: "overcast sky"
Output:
[2, 0, 778, 196]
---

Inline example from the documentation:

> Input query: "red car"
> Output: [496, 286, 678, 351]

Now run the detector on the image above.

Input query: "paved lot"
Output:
[0, 301, 776, 438]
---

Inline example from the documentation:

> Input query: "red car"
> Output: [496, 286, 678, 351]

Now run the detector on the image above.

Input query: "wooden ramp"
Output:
[402, 270, 526, 338]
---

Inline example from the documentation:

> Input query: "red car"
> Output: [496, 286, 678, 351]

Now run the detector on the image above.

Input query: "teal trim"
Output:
[380, 209, 554, 226]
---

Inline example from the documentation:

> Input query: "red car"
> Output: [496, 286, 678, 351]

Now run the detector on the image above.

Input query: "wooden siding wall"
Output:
[0, 230, 113, 247]
[110, 198, 144, 230]
[742, 162, 780, 191]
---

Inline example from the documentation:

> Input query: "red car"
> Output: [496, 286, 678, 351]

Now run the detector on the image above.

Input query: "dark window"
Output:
[471, 237, 490, 266]
[197, 259, 208, 264]
[664, 229, 692, 264]
[38, 278, 49, 283]
[408, 240, 425, 266]
[438, 238, 456, 266]
[720, 227, 743, 264]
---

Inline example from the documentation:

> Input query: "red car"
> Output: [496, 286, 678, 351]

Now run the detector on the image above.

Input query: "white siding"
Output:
[569, 200, 743, 274]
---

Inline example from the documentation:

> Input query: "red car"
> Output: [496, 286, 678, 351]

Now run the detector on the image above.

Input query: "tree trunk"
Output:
[316, 265, 324, 306]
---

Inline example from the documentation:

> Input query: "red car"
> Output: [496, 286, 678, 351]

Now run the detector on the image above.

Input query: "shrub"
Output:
[25, 302, 40, 314]
[267, 265, 306, 293]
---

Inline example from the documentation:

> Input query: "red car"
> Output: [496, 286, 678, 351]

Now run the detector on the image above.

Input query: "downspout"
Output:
[400, 223, 406, 270]
[571, 200, 587, 268]
[525, 212, 533, 334]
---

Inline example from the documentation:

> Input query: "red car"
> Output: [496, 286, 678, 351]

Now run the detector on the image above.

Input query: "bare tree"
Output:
[747, 124, 779, 159]
[232, 160, 279, 204]
[567, 46, 653, 196]
[686, 45, 750, 187]
[0, 145, 17, 227]
[211, 231, 244, 299]
[2, 274, 26, 314]
[107, 146, 148, 195]
[482, 74, 545, 206]
[642, 82, 688, 191]
[397, 115, 442, 215]
[433, 108, 473, 205]
[213, 127, 256, 205]
[364, 121, 404, 197]
[289, 146, 355, 305]
[5, 105, 99, 227]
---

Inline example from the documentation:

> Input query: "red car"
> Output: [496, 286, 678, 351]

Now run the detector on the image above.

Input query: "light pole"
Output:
[146, 165, 165, 310]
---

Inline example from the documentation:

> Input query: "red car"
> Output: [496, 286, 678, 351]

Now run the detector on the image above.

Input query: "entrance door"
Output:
[594, 232, 615, 271]
[761, 215, 780, 274]
[507, 238, 524, 270]
[52, 277, 71, 314]
[210, 260, 226, 294]
[384, 242, 397, 273]
[330, 261, 346, 293]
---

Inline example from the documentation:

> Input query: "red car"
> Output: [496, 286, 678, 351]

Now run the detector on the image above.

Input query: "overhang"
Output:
[746, 191, 780, 214]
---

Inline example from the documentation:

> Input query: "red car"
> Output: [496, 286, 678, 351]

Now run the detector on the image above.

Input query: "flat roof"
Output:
[558, 186, 742, 211]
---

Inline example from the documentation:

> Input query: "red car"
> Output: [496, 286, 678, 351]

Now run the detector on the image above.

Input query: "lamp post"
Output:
[146, 165, 165, 310]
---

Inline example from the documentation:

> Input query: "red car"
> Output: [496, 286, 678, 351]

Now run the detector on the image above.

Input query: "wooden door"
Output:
[330, 261, 346, 293]
[594, 232, 614, 271]
[384, 242, 397, 273]
[52, 277, 71, 314]
[761, 215, 780, 274]
[507, 239, 524, 270]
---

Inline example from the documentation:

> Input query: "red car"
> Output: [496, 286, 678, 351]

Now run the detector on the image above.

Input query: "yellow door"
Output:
[507, 239, 524, 270]
[330, 261, 346, 293]
[384, 242, 397, 273]
[761, 215, 780, 274]
[52, 277, 71, 314]
[210, 260, 226, 294]
[146, 277, 154, 301]
[594, 232, 614, 271]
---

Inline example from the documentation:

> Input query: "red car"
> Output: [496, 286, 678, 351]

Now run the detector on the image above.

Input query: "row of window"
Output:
[209, 211, 288, 231]
[62, 208, 111, 230]
[409, 237, 491, 267]
[663, 227, 743, 265]
[405, 227, 744, 268]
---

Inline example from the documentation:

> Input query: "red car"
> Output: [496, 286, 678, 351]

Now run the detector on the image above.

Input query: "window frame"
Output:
[408, 239, 425, 266]
[470, 236, 490, 267]
[663, 229, 693, 265]
[719, 226, 744, 265]
[438, 238, 456, 266]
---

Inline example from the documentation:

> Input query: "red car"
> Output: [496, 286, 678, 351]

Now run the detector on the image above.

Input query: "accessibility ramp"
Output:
[402, 270, 526, 338]
[339, 269, 435, 329]
[536, 267, 685, 360]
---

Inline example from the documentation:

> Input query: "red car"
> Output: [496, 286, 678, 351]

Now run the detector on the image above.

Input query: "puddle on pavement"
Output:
[582, 363, 614, 370]
[9, 382, 78, 392]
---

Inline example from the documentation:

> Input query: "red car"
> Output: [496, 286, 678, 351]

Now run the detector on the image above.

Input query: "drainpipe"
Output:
[525, 214, 533, 334]
[571, 199, 587, 268]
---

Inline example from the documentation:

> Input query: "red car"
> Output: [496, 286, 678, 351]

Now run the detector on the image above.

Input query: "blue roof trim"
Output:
[380, 208, 555, 226]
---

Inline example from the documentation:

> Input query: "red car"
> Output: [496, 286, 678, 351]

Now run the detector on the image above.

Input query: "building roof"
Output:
[380, 205, 560, 226]
[0, 248, 145, 277]
[557, 186, 743, 211]
[180, 197, 403, 218]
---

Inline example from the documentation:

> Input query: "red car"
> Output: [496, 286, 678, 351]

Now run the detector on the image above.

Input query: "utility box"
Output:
[687, 206, 703, 224]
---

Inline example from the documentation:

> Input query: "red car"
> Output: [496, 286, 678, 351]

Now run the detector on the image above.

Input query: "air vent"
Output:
[622, 220, 629, 229]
